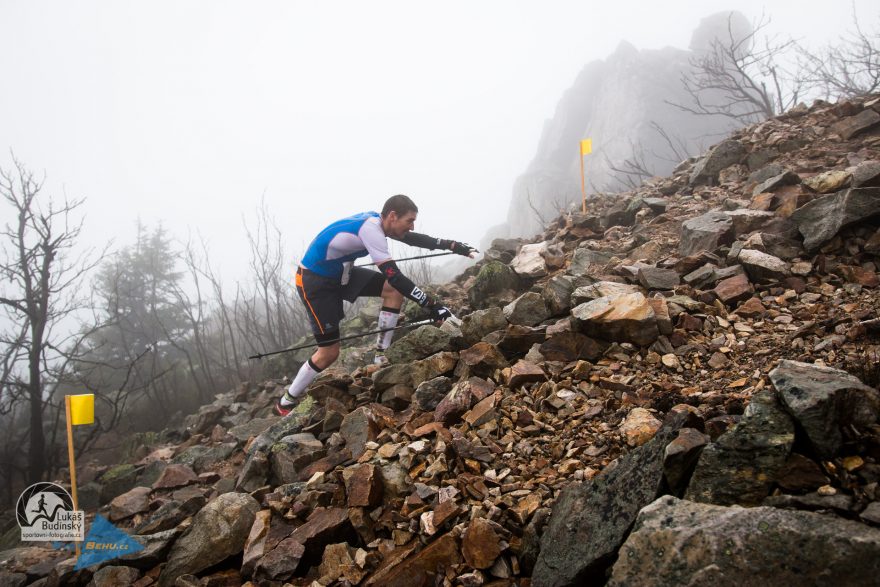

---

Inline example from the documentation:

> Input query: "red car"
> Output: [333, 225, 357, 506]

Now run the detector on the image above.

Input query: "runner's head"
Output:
[381, 194, 418, 238]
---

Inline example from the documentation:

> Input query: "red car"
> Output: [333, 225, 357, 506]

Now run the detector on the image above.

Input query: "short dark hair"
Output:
[382, 194, 418, 217]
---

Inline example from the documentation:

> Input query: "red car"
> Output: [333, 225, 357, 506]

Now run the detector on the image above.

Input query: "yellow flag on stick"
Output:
[68, 394, 94, 426]
[580, 139, 592, 155]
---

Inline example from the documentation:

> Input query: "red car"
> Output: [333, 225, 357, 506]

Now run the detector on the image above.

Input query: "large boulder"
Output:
[460, 307, 508, 346]
[542, 275, 575, 316]
[685, 390, 794, 506]
[791, 187, 880, 251]
[571, 292, 659, 346]
[467, 261, 520, 309]
[769, 360, 879, 459]
[689, 139, 746, 185]
[571, 281, 641, 306]
[158, 492, 259, 586]
[386, 326, 451, 364]
[532, 409, 690, 586]
[568, 248, 612, 277]
[679, 211, 734, 257]
[503, 292, 550, 327]
[609, 495, 880, 586]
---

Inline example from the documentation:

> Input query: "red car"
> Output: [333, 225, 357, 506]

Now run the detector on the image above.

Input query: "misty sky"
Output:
[1, 1, 876, 285]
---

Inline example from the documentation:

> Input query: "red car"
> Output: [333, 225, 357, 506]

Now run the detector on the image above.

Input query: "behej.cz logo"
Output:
[17, 482, 84, 541]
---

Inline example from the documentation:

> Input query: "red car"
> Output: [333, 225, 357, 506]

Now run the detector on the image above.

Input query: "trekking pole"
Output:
[248, 319, 435, 360]
[357, 251, 455, 266]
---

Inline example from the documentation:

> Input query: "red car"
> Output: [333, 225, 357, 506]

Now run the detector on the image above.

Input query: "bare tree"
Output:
[669, 14, 803, 124]
[0, 159, 104, 483]
[799, 12, 880, 99]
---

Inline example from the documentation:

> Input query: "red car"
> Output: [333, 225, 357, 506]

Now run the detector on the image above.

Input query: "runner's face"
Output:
[387, 211, 417, 238]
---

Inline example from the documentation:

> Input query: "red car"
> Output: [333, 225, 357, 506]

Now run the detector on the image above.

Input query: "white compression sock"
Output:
[281, 359, 322, 406]
[376, 306, 401, 350]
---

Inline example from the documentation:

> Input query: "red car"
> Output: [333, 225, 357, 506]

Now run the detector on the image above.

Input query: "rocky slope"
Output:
[3, 95, 880, 587]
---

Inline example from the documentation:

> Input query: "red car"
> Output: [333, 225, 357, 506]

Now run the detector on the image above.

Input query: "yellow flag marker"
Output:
[65, 393, 94, 561]
[69, 394, 94, 425]
[579, 138, 593, 212]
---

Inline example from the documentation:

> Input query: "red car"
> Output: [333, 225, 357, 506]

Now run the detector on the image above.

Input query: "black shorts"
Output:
[295, 266, 385, 346]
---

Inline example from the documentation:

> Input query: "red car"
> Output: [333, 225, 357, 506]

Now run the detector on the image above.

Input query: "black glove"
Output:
[448, 240, 478, 257]
[428, 304, 453, 323]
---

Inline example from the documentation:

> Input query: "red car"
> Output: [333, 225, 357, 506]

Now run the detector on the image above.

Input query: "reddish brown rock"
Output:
[462, 517, 505, 569]
[365, 533, 461, 587]
[153, 464, 198, 490]
[109, 486, 152, 521]
[540, 331, 607, 362]
[242, 509, 272, 577]
[776, 453, 830, 492]
[839, 265, 879, 287]
[253, 537, 305, 582]
[458, 341, 509, 377]
[464, 394, 497, 427]
[735, 297, 767, 318]
[505, 360, 547, 388]
[713, 274, 754, 305]
[345, 464, 384, 507]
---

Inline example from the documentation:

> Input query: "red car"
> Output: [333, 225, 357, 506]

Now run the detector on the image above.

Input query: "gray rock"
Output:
[679, 211, 734, 257]
[134, 494, 206, 534]
[339, 407, 378, 459]
[685, 390, 794, 506]
[236, 414, 308, 492]
[737, 248, 791, 282]
[752, 170, 800, 196]
[467, 261, 520, 309]
[413, 376, 453, 411]
[503, 292, 549, 327]
[852, 160, 880, 187]
[791, 187, 880, 251]
[159, 493, 259, 586]
[571, 292, 659, 346]
[689, 139, 746, 185]
[748, 162, 787, 184]
[568, 248, 613, 277]
[372, 363, 413, 392]
[228, 418, 276, 443]
[484, 238, 522, 264]
[682, 263, 717, 288]
[742, 232, 804, 260]
[460, 307, 508, 346]
[769, 359, 879, 459]
[725, 209, 776, 236]
[119, 528, 180, 570]
[270, 433, 325, 484]
[98, 464, 140, 505]
[386, 325, 452, 364]
[608, 495, 880, 586]
[542, 275, 575, 316]
[636, 267, 680, 290]
[173, 443, 236, 474]
[832, 108, 880, 139]
[532, 409, 690, 586]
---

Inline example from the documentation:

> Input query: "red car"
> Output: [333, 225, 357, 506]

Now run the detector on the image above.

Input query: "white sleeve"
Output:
[359, 217, 391, 265]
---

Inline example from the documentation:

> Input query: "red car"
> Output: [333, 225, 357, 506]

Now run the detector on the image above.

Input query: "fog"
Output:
[1, 1, 875, 283]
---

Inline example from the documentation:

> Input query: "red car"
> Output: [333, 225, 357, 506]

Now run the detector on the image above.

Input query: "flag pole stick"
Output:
[581, 153, 586, 214]
[64, 396, 81, 561]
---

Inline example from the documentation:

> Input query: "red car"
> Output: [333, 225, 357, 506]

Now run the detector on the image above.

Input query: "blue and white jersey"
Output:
[300, 212, 392, 279]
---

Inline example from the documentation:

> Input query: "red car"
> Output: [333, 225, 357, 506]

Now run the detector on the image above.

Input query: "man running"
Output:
[274, 194, 476, 417]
